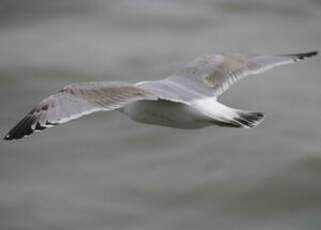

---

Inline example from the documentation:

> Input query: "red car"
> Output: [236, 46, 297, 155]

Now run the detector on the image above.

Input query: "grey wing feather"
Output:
[167, 51, 318, 97]
[4, 81, 158, 140]
[136, 78, 213, 103]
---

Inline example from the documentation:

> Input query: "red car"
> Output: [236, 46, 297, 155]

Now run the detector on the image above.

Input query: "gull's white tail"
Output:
[233, 110, 264, 128]
[193, 98, 264, 128]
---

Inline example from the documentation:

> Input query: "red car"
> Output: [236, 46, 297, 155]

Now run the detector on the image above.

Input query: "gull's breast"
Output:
[120, 100, 211, 129]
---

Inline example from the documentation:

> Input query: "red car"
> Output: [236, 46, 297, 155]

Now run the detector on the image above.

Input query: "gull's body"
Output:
[4, 51, 318, 140]
[121, 96, 211, 129]
[121, 81, 236, 129]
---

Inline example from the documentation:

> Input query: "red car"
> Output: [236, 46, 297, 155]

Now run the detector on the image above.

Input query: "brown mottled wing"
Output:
[168, 51, 318, 97]
[4, 82, 158, 140]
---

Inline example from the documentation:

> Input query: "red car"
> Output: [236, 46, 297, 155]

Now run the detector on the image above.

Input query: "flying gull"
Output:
[4, 51, 318, 140]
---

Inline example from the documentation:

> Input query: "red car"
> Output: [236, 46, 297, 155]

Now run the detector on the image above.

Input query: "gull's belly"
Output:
[120, 100, 211, 129]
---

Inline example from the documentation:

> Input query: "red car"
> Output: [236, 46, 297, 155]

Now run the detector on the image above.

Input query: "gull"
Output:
[4, 51, 318, 140]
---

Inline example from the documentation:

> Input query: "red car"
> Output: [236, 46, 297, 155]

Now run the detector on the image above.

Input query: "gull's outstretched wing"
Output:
[167, 51, 318, 97]
[4, 82, 158, 140]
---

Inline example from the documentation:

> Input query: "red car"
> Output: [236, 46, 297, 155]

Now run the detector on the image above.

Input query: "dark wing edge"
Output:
[283, 51, 318, 60]
[4, 82, 158, 141]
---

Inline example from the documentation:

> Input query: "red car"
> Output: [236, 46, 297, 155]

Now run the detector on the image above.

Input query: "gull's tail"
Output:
[233, 110, 264, 128]
[209, 108, 264, 128]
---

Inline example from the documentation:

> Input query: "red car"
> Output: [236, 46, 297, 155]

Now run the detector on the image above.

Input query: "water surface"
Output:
[1, 0, 321, 229]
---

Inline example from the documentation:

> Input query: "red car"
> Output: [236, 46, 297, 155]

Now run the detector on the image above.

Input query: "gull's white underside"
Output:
[121, 99, 211, 129]
[121, 97, 237, 129]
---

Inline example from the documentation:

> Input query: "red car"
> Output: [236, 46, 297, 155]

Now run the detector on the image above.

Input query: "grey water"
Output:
[0, 0, 321, 229]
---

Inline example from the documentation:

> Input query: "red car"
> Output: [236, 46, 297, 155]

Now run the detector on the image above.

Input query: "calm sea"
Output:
[1, 0, 321, 229]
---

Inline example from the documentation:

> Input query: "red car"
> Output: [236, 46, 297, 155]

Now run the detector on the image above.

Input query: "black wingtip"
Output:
[3, 115, 36, 141]
[4, 115, 57, 141]
[285, 51, 319, 60]
[3, 134, 11, 141]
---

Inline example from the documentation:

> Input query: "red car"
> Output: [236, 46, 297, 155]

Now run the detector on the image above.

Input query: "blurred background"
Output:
[0, 0, 320, 229]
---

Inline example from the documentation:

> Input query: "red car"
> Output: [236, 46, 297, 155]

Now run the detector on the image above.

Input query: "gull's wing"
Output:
[167, 51, 318, 97]
[136, 77, 213, 103]
[4, 82, 158, 140]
